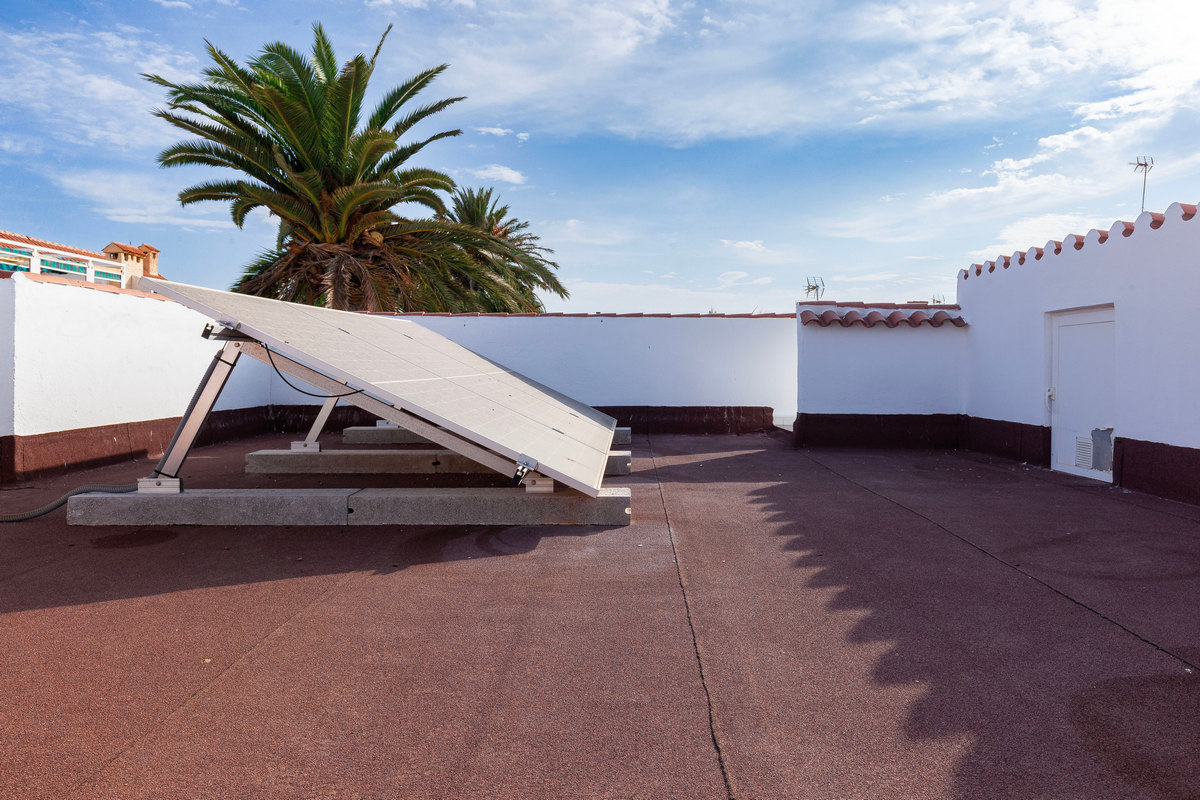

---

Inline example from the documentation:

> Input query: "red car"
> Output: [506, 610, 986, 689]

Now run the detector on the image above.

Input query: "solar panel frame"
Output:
[140, 278, 616, 496]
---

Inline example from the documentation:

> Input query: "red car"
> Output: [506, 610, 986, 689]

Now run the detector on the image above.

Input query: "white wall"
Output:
[0, 279, 15, 437]
[797, 322, 966, 415]
[397, 315, 797, 424]
[7, 276, 269, 436]
[958, 202, 1200, 449]
[2, 276, 799, 436]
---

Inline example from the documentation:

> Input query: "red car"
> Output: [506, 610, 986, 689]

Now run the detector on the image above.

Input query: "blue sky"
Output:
[1, 0, 1198, 312]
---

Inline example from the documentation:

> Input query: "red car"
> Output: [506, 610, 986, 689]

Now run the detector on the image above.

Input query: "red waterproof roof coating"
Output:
[962, 201, 1198, 280]
[798, 301, 966, 328]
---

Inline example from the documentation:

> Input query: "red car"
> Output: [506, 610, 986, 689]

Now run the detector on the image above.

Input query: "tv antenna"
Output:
[1130, 156, 1153, 213]
[804, 276, 825, 300]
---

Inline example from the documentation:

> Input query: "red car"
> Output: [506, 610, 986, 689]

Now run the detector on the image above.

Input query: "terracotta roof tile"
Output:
[797, 302, 966, 328]
[0, 230, 108, 260]
[962, 201, 1200, 282]
[104, 241, 160, 257]
[376, 311, 797, 319]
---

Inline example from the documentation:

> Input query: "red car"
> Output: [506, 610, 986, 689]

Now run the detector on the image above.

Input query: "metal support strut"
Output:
[147, 341, 242, 492]
[292, 396, 338, 451]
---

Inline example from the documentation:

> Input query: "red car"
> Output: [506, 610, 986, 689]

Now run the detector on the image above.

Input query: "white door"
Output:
[1050, 307, 1115, 481]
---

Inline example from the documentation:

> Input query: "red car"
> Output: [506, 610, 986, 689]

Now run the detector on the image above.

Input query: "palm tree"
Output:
[443, 186, 567, 311]
[144, 24, 566, 312]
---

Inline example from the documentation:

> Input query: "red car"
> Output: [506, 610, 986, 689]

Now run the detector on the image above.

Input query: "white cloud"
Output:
[966, 212, 1119, 261]
[476, 126, 513, 137]
[386, 0, 1200, 145]
[720, 239, 765, 251]
[0, 26, 198, 152]
[52, 169, 238, 231]
[542, 218, 628, 247]
[715, 270, 772, 288]
[516, 132, 530, 142]
[466, 164, 526, 184]
[149, 0, 192, 8]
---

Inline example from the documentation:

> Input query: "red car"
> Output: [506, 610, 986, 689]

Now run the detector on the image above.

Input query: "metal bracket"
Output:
[138, 476, 182, 494]
[524, 474, 555, 494]
[513, 455, 538, 487]
[201, 323, 254, 341]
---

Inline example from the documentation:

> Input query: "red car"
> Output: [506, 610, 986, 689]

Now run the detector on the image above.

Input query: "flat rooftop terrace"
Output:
[2, 431, 1198, 799]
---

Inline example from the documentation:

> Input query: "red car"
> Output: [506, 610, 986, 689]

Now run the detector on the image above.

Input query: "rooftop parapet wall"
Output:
[959, 201, 1198, 283]
[956, 201, 1200, 450]
[796, 301, 968, 417]
[397, 314, 798, 426]
[0, 273, 800, 445]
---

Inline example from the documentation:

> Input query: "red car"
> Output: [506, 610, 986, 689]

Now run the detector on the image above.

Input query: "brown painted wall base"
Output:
[1114, 437, 1200, 507]
[1, 408, 271, 483]
[1, 404, 770, 482]
[596, 406, 774, 435]
[793, 412, 1051, 465]
[794, 413, 1200, 507]
[793, 413, 964, 449]
[961, 416, 1051, 467]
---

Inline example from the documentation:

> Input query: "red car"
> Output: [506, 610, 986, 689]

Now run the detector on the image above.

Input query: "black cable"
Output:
[1, 483, 137, 523]
[263, 344, 364, 399]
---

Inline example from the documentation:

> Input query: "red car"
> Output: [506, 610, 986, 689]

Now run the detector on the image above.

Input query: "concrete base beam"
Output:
[245, 449, 632, 476]
[343, 425, 632, 446]
[348, 487, 631, 526]
[67, 489, 356, 526]
[66, 487, 632, 527]
[342, 426, 430, 445]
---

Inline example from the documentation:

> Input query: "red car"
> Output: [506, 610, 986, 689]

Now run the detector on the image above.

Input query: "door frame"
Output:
[1048, 305, 1116, 481]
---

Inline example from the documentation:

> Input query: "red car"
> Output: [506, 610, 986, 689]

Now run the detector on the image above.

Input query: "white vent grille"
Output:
[1074, 436, 1093, 469]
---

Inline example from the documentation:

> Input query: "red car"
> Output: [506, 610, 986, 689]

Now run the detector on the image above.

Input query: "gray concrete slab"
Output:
[67, 487, 631, 527]
[341, 426, 432, 445]
[246, 448, 633, 476]
[67, 489, 355, 526]
[348, 487, 632, 526]
[343, 425, 632, 446]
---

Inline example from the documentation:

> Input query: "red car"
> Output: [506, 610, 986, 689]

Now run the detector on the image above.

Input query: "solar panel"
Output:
[140, 278, 617, 496]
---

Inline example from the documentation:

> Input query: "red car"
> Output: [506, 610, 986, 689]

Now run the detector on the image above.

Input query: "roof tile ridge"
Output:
[960, 201, 1200, 284]
[0, 230, 110, 260]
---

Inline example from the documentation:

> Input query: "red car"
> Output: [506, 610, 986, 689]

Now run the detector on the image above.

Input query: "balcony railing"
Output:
[0, 237, 128, 287]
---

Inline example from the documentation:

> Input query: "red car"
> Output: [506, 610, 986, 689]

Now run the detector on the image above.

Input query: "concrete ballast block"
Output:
[67, 487, 632, 527]
[342, 426, 431, 445]
[67, 489, 355, 526]
[343, 425, 632, 446]
[246, 449, 633, 477]
[348, 487, 632, 526]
